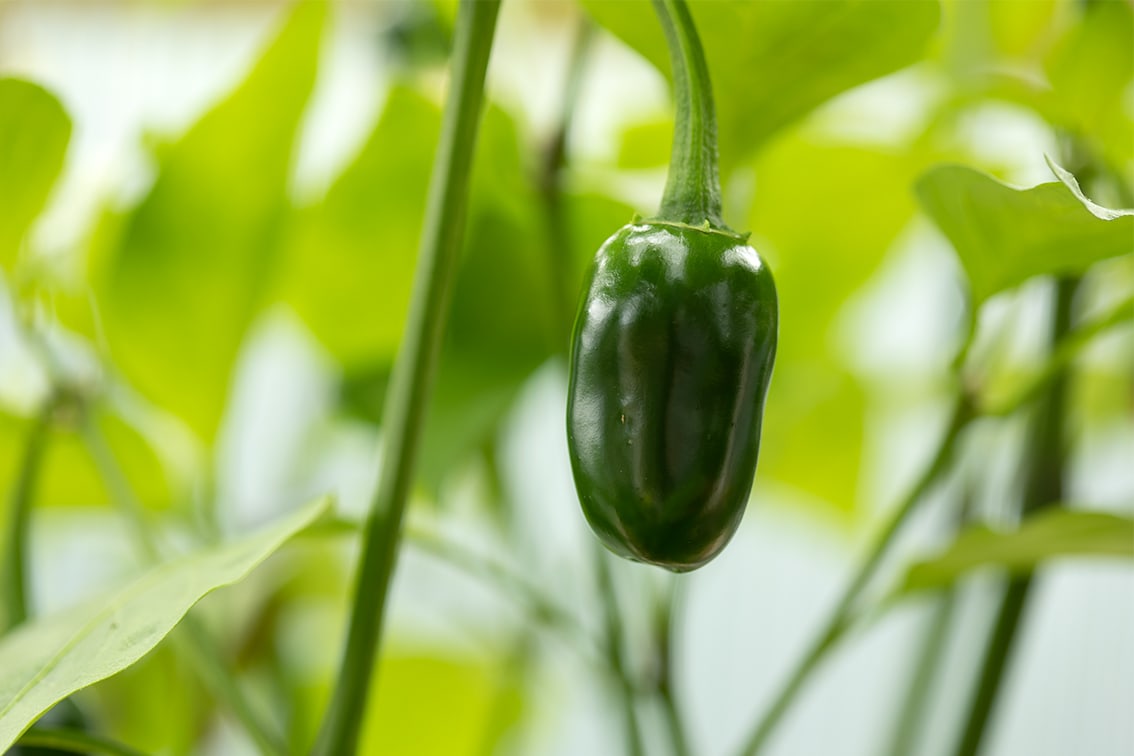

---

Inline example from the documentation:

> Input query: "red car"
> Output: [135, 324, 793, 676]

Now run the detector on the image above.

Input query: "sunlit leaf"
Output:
[98, 2, 326, 440]
[896, 509, 1134, 596]
[0, 78, 71, 271]
[581, 0, 940, 167]
[359, 650, 524, 756]
[1046, 0, 1133, 163]
[916, 162, 1134, 303]
[0, 496, 331, 752]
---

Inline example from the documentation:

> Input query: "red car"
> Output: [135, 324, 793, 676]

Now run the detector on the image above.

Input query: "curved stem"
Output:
[652, 0, 724, 227]
[1, 402, 52, 633]
[312, 3, 501, 753]
[952, 276, 1077, 756]
[736, 398, 973, 756]
[16, 728, 148, 756]
[596, 547, 645, 756]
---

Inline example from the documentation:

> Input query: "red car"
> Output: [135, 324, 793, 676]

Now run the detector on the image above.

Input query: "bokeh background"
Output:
[1, 1, 1131, 754]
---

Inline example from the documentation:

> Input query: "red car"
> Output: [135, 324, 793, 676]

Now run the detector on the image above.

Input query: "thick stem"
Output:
[596, 548, 646, 756]
[1, 402, 52, 633]
[312, 2, 500, 753]
[736, 398, 973, 756]
[952, 277, 1077, 756]
[652, 0, 724, 228]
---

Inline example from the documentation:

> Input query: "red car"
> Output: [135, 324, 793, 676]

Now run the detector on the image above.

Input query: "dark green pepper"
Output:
[566, 0, 778, 571]
[567, 222, 776, 571]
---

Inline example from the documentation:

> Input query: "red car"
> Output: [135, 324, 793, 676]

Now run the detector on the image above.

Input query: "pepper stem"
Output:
[652, 0, 725, 228]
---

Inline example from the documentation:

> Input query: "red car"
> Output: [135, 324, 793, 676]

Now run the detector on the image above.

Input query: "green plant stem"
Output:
[16, 728, 148, 756]
[736, 397, 973, 756]
[595, 547, 646, 756]
[886, 486, 975, 756]
[651, 0, 724, 227]
[657, 580, 691, 756]
[1, 402, 52, 633]
[312, 3, 501, 753]
[952, 277, 1077, 756]
[81, 414, 286, 756]
[886, 591, 959, 756]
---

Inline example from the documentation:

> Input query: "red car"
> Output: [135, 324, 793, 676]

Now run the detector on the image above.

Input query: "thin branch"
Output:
[1, 401, 53, 633]
[596, 547, 646, 756]
[16, 728, 148, 756]
[735, 397, 973, 756]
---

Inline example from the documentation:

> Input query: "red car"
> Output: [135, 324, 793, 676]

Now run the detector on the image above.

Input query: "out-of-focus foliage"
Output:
[0, 79, 70, 272]
[0, 497, 329, 752]
[95, 2, 325, 441]
[917, 161, 1134, 303]
[748, 137, 943, 511]
[0, 0, 1132, 753]
[896, 509, 1134, 596]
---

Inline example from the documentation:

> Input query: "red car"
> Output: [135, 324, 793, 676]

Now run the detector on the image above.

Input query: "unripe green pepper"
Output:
[566, 0, 777, 571]
[567, 222, 777, 571]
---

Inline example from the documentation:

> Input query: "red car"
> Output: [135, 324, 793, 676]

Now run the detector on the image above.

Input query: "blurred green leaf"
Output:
[0, 496, 330, 752]
[581, 0, 940, 167]
[284, 86, 563, 492]
[0, 79, 71, 272]
[748, 137, 926, 513]
[988, 0, 1059, 61]
[615, 117, 671, 170]
[896, 509, 1134, 596]
[1046, 0, 1134, 161]
[916, 162, 1134, 303]
[359, 651, 523, 756]
[98, 2, 326, 440]
[279, 84, 437, 368]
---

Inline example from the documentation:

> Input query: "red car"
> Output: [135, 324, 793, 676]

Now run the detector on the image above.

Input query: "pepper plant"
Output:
[0, 1, 1131, 755]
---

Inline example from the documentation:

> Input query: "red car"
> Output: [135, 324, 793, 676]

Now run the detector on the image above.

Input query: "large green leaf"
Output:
[1046, 0, 1134, 166]
[277, 84, 438, 369]
[0, 79, 71, 271]
[98, 2, 326, 440]
[748, 136, 927, 514]
[0, 496, 329, 751]
[896, 509, 1134, 596]
[916, 161, 1134, 303]
[581, 0, 940, 167]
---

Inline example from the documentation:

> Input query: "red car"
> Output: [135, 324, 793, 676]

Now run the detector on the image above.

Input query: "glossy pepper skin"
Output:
[567, 221, 777, 572]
